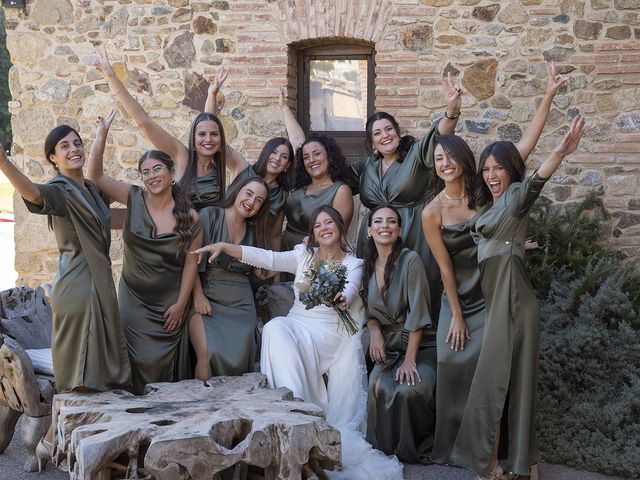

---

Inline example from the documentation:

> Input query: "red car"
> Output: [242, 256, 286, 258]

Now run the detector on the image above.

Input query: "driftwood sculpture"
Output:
[0, 286, 55, 472]
[53, 373, 342, 480]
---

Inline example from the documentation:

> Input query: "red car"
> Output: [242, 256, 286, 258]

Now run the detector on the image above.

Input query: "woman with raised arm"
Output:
[450, 115, 585, 480]
[193, 205, 403, 479]
[206, 78, 295, 250]
[362, 205, 437, 464]
[87, 110, 201, 395]
[352, 73, 462, 317]
[422, 62, 568, 472]
[188, 176, 271, 381]
[0, 124, 131, 471]
[93, 44, 226, 210]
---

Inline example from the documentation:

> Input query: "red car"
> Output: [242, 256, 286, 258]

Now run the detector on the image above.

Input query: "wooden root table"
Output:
[53, 373, 341, 480]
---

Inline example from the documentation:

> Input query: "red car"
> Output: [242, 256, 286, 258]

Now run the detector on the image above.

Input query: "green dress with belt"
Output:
[282, 181, 345, 250]
[451, 172, 548, 477]
[24, 176, 131, 392]
[431, 211, 486, 464]
[228, 166, 287, 222]
[365, 249, 437, 464]
[352, 122, 442, 317]
[188, 170, 221, 211]
[119, 186, 197, 394]
[198, 206, 257, 375]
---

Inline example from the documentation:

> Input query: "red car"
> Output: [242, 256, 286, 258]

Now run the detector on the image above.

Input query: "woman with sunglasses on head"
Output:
[0, 121, 131, 471]
[193, 205, 403, 479]
[362, 204, 437, 464]
[87, 110, 202, 395]
[188, 176, 271, 381]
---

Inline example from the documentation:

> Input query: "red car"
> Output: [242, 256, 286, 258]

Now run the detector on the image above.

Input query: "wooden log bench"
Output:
[53, 373, 342, 480]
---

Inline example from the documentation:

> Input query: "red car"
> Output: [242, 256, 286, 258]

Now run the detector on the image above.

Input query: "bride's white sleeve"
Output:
[343, 257, 364, 306]
[240, 244, 304, 274]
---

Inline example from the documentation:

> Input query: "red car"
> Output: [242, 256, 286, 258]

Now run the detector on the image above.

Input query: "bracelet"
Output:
[444, 110, 461, 120]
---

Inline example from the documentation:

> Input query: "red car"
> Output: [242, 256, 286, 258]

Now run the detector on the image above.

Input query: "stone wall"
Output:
[2, 0, 639, 285]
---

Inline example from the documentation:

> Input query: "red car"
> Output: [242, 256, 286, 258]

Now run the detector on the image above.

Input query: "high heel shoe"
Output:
[35, 437, 53, 473]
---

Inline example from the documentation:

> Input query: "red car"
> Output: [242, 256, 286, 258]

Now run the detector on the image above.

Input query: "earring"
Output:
[373, 149, 378, 156]
[171, 178, 176, 185]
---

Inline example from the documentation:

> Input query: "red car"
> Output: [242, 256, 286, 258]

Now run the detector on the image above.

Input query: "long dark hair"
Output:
[476, 141, 525, 207]
[360, 204, 404, 308]
[365, 111, 417, 163]
[179, 112, 226, 201]
[434, 135, 478, 210]
[221, 175, 271, 250]
[294, 135, 351, 189]
[305, 205, 350, 258]
[44, 125, 83, 230]
[138, 150, 195, 255]
[254, 137, 295, 191]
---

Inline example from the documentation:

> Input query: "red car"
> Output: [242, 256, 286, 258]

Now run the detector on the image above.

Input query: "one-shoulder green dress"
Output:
[119, 186, 197, 394]
[365, 249, 437, 464]
[24, 176, 131, 392]
[198, 206, 258, 375]
[451, 173, 548, 477]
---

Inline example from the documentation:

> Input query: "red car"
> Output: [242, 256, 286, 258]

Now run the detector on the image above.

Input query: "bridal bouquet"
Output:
[296, 257, 359, 335]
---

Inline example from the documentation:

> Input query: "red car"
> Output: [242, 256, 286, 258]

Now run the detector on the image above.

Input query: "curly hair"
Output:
[475, 141, 525, 207]
[365, 111, 417, 163]
[253, 137, 295, 191]
[434, 135, 478, 210]
[294, 135, 352, 189]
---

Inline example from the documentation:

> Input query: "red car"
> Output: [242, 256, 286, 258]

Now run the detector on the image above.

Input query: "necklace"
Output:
[442, 189, 466, 201]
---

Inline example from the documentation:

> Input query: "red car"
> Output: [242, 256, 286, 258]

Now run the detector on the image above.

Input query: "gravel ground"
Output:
[0, 417, 628, 480]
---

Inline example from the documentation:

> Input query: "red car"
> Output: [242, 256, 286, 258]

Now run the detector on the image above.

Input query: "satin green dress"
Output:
[198, 206, 257, 375]
[119, 186, 196, 394]
[352, 122, 442, 317]
[228, 166, 286, 221]
[431, 212, 486, 464]
[24, 176, 131, 392]
[188, 170, 221, 211]
[282, 181, 345, 250]
[451, 173, 548, 477]
[365, 249, 437, 464]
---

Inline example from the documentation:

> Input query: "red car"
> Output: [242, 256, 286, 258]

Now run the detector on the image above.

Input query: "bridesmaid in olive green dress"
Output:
[451, 117, 586, 480]
[87, 111, 202, 395]
[351, 73, 462, 317]
[189, 176, 271, 380]
[361, 205, 437, 464]
[0, 122, 131, 470]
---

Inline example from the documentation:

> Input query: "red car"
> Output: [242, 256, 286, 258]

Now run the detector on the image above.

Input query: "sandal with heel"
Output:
[35, 437, 53, 473]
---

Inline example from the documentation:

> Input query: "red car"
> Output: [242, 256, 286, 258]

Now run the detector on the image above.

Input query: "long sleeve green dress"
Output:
[365, 249, 438, 464]
[24, 176, 131, 392]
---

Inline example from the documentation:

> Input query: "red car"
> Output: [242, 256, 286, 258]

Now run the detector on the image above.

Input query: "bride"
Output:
[193, 205, 403, 479]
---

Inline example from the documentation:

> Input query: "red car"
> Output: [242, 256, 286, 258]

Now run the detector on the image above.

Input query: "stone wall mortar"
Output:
[2, 0, 639, 285]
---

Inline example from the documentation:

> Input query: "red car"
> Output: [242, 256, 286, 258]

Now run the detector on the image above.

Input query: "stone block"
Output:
[103, 7, 129, 38]
[163, 31, 195, 68]
[30, 0, 73, 26]
[465, 119, 491, 134]
[497, 122, 522, 143]
[401, 24, 433, 51]
[497, 2, 528, 24]
[461, 58, 497, 100]
[574, 20, 603, 40]
[193, 16, 216, 34]
[616, 113, 640, 132]
[472, 4, 500, 22]
[606, 25, 632, 39]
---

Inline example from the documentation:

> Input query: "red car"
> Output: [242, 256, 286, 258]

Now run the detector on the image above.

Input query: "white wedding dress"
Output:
[241, 244, 404, 479]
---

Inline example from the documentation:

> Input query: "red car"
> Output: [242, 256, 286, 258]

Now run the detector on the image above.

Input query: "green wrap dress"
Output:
[188, 170, 221, 211]
[451, 172, 548, 477]
[24, 176, 131, 392]
[352, 122, 441, 316]
[431, 212, 486, 464]
[282, 181, 345, 250]
[228, 166, 286, 222]
[198, 206, 258, 375]
[119, 186, 197, 394]
[365, 249, 437, 464]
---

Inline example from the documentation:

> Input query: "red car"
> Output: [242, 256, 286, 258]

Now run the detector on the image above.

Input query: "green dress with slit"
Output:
[119, 186, 197, 394]
[24, 176, 131, 392]
[365, 249, 437, 464]
[198, 206, 257, 375]
[352, 122, 442, 317]
[451, 172, 548, 477]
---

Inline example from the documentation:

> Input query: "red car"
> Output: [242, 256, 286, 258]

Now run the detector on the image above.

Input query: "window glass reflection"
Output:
[309, 59, 367, 132]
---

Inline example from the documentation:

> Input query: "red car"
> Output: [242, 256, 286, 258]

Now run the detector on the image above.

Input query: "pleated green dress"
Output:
[451, 172, 548, 477]
[282, 182, 345, 250]
[188, 170, 221, 211]
[198, 206, 258, 375]
[119, 186, 197, 394]
[24, 176, 131, 392]
[352, 123, 442, 316]
[431, 211, 486, 464]
[228, 166, 286, 222]
[365, 249, 438, 464]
